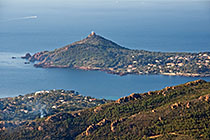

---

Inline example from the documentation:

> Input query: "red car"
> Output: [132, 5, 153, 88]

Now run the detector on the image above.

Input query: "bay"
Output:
[1, 52, 210, 100]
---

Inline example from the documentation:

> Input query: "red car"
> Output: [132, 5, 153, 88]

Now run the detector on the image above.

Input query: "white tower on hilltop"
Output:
[88, 31, 96, 37]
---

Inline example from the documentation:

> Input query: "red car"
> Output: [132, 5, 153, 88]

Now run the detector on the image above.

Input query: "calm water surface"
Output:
[0, 0, 210, 99]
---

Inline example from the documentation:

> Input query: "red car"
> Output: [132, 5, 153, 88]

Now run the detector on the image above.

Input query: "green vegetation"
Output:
[1, 80, 210, 139]
[27, 32, 210, 77]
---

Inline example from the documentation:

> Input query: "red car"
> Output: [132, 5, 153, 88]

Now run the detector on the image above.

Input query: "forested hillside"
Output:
[1, 80, 210, 140]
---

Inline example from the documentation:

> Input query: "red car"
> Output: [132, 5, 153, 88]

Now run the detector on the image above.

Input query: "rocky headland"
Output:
[23, 32, 210, 77]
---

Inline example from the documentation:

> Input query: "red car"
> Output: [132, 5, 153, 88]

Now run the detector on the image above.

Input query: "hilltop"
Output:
[1, 80, 210, 139]
[23, 32, 210, 77]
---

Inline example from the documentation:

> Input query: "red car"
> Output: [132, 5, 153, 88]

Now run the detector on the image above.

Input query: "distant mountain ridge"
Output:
[24, 32, 210, 77]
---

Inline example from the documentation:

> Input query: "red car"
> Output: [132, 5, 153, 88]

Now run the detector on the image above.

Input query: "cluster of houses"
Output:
[111, 53, 210, 76]
[0, 90, 109, 121]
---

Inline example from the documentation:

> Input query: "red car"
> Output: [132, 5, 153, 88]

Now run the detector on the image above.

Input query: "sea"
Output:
[0, 0, 210, 99]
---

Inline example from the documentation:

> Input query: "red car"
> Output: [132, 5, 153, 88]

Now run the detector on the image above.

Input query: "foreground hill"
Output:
[24, 32, 210, 77]
[1, 80, 210, 139]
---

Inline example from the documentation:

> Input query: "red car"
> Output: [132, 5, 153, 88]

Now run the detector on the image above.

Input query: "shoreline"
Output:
[34, 64, 210, 77]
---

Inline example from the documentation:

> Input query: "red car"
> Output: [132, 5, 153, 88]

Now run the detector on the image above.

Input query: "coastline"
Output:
[34, 64, 210, 77]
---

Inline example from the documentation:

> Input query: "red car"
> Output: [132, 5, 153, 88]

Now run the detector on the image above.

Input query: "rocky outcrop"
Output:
[186, 102, 191, 108]
[28, 51, 49, 62]
[28, 51, 71, 68]
[152, 109, 156, 113]
[21, 53, 32, 59]
[116, 93, 141, 104]
[45, 113, 74, 122]
[147, 91, 154, 95]
[85, 119, 109, 136]
[110, 121, 118, 132]
[94, 106, 103, 113]
[96, 118, 109, 126]
[205, 95, 210, 101]
[170, 102, 181, 109]
[86, 124, 96, 136]
[198, 94, 210, 102]
[184, 79, 207, 86]
[110, 118, 126, 132]
[71, 111, 81, 117]
[38, 126, 43, 131]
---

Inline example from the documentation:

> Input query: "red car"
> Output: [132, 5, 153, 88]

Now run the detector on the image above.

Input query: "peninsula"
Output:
[24, 32, 210, 77]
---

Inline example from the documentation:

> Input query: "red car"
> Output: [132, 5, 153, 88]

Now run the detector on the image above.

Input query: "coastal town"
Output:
[0, 89, 110, 121]
[108, 52, 210, 77]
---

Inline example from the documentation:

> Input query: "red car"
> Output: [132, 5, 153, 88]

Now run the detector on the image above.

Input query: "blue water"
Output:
[0, 0, 210, 99]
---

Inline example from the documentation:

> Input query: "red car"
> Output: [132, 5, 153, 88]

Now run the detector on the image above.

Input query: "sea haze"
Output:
[0, 0, 210, 99]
